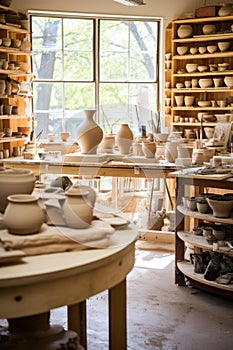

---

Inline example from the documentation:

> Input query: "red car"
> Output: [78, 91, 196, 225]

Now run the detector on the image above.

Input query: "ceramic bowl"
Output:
[2, 37, 11, 47]
[197, 100, 212, 107]
[154, 133, 169, 142]
[186, 63, 198, 73]
[177, 46, 189, 55]
[189, 47, 198, 55]
[18, 126, 31, 135]
[217, 41, 231, 52]
[11, 39, 21, 48]
[207, 45, 218, 54]
[202, 24, 216, 35]
[218, 63, 230, 72]
[224, 76, 233, 88]
[197, 65, 209, 72]
[204, 127, 215, 139]
[199, 78, 213, 88]
[198, 46, 207, 54]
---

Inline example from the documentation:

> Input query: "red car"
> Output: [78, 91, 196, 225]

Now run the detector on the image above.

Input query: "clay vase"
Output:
[62, 185, 96, 229]
[165, 140, 180, 163]
[116, 123, 134, 154]
[76, 109, 103, 154]
[0, 167, 36, 213]
[3, 194, 44, 234]
[142, 141, 157, 158]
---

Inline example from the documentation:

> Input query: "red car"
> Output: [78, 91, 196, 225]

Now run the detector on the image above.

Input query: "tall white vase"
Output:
[76, 109, 103, 154]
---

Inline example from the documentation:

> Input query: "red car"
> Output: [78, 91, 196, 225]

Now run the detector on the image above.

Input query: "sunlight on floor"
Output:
[134, 250, 174, 270]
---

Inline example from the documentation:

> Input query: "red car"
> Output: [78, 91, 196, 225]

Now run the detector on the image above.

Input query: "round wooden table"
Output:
[0, 225, 137, 349]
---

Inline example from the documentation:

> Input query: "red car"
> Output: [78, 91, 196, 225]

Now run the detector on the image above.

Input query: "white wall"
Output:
[12, 0, 201, 25]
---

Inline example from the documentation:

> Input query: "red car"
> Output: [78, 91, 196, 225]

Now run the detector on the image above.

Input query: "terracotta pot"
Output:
[174, 95, 184, 107]
[3, 194, 44, 235]
[0, 167, 36, 213]
[184, 95, 195, 107]
[76, 109, 103, 154]
[142, 141, 156, 158]
[116, 123, 134, 154]
[62, 185, 96, 229]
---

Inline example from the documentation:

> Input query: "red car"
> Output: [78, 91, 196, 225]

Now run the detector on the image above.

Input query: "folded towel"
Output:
[0, 221, 115, 256]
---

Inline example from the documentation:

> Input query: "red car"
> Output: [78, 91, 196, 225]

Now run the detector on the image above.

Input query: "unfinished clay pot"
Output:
[3, 194, 44, 234]
[116, 123, 134, 154]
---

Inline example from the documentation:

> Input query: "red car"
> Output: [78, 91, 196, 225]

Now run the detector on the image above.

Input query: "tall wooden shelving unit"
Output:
[0, 4, 32, 158]
[170, 15, 233, 138]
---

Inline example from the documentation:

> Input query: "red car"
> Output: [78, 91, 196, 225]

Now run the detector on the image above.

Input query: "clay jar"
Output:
[3, 194, 44, 235]
[0, 167, 36, 213]
[142, 141, 156, 158]
[116, 123, 134, 154]
[62, 185, 96, 229]
[76, 109, 103, 154]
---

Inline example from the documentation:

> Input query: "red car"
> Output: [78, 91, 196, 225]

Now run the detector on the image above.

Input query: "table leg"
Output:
[108, 278, 127, 350]
[68, 301, 87, 349]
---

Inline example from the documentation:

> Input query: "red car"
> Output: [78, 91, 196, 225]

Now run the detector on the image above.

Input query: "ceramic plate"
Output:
[100, 217, 130, 228]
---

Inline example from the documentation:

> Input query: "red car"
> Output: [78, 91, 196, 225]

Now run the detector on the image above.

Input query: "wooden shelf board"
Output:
[173, 71, 233, 77]
[177, 204, 233, 225]
[173, 15, 233, 25]
[0, 115, 29, 120]
[177, 261, 233, 291]
[177, 231, 233, 256]
[174, 87, 233, 92]
[0, 23, 29, 34]
[172, 106, 233, 111]
[0, 137, 28, 143]
[173, 51, 233, 61]
[173, 36, 233, 44]
[172, 122, 216, 126]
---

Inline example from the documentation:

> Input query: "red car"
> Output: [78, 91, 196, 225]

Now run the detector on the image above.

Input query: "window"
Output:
[31, 13, 161, 140]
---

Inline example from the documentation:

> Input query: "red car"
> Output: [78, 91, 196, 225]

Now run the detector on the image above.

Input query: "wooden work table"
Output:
[0, 224, 138, 350]
[1, 157, 178, 179]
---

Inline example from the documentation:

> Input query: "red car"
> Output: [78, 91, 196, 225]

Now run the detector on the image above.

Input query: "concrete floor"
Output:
[50, 246, 233, 350]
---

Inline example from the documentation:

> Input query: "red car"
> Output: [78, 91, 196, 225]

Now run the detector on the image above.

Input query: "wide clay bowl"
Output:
[202, 24, 216, 35]
[199, 78, 213, 88]
[207, 45, 218, 53]
[207, 195, 233, 218]
[186, 63, 198, 73]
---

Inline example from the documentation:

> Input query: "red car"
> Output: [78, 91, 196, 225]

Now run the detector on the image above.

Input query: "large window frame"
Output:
[30, 11, 163, 140]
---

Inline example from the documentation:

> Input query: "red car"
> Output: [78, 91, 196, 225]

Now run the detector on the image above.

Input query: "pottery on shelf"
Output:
[224, 76, 233, 88]
[177, 46, 189, 55]
[76, 109, 103, 154]
[62, 185, 96, 229]
[3, 194, 45, 235]
[202, 24, 216, 35]
[0, 167, 36, 213]
[207, 195, 233, 218]
[142, 141, 157, 158]
[177, 24, 193, 38]
[174, 95, 184, 107]
[217, 41, 231, 52]
[116, 123, 134, 155]
[184, 95, 195, 107]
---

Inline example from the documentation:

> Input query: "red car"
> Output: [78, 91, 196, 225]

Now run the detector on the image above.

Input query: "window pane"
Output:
[33, 50, 62, 80]
[64, 83, 95, 110]
[32, 17, 62, 80]
[64, 51, 93, 80]
[63, 18, 93, 50]
[100, 52, 128, 81]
